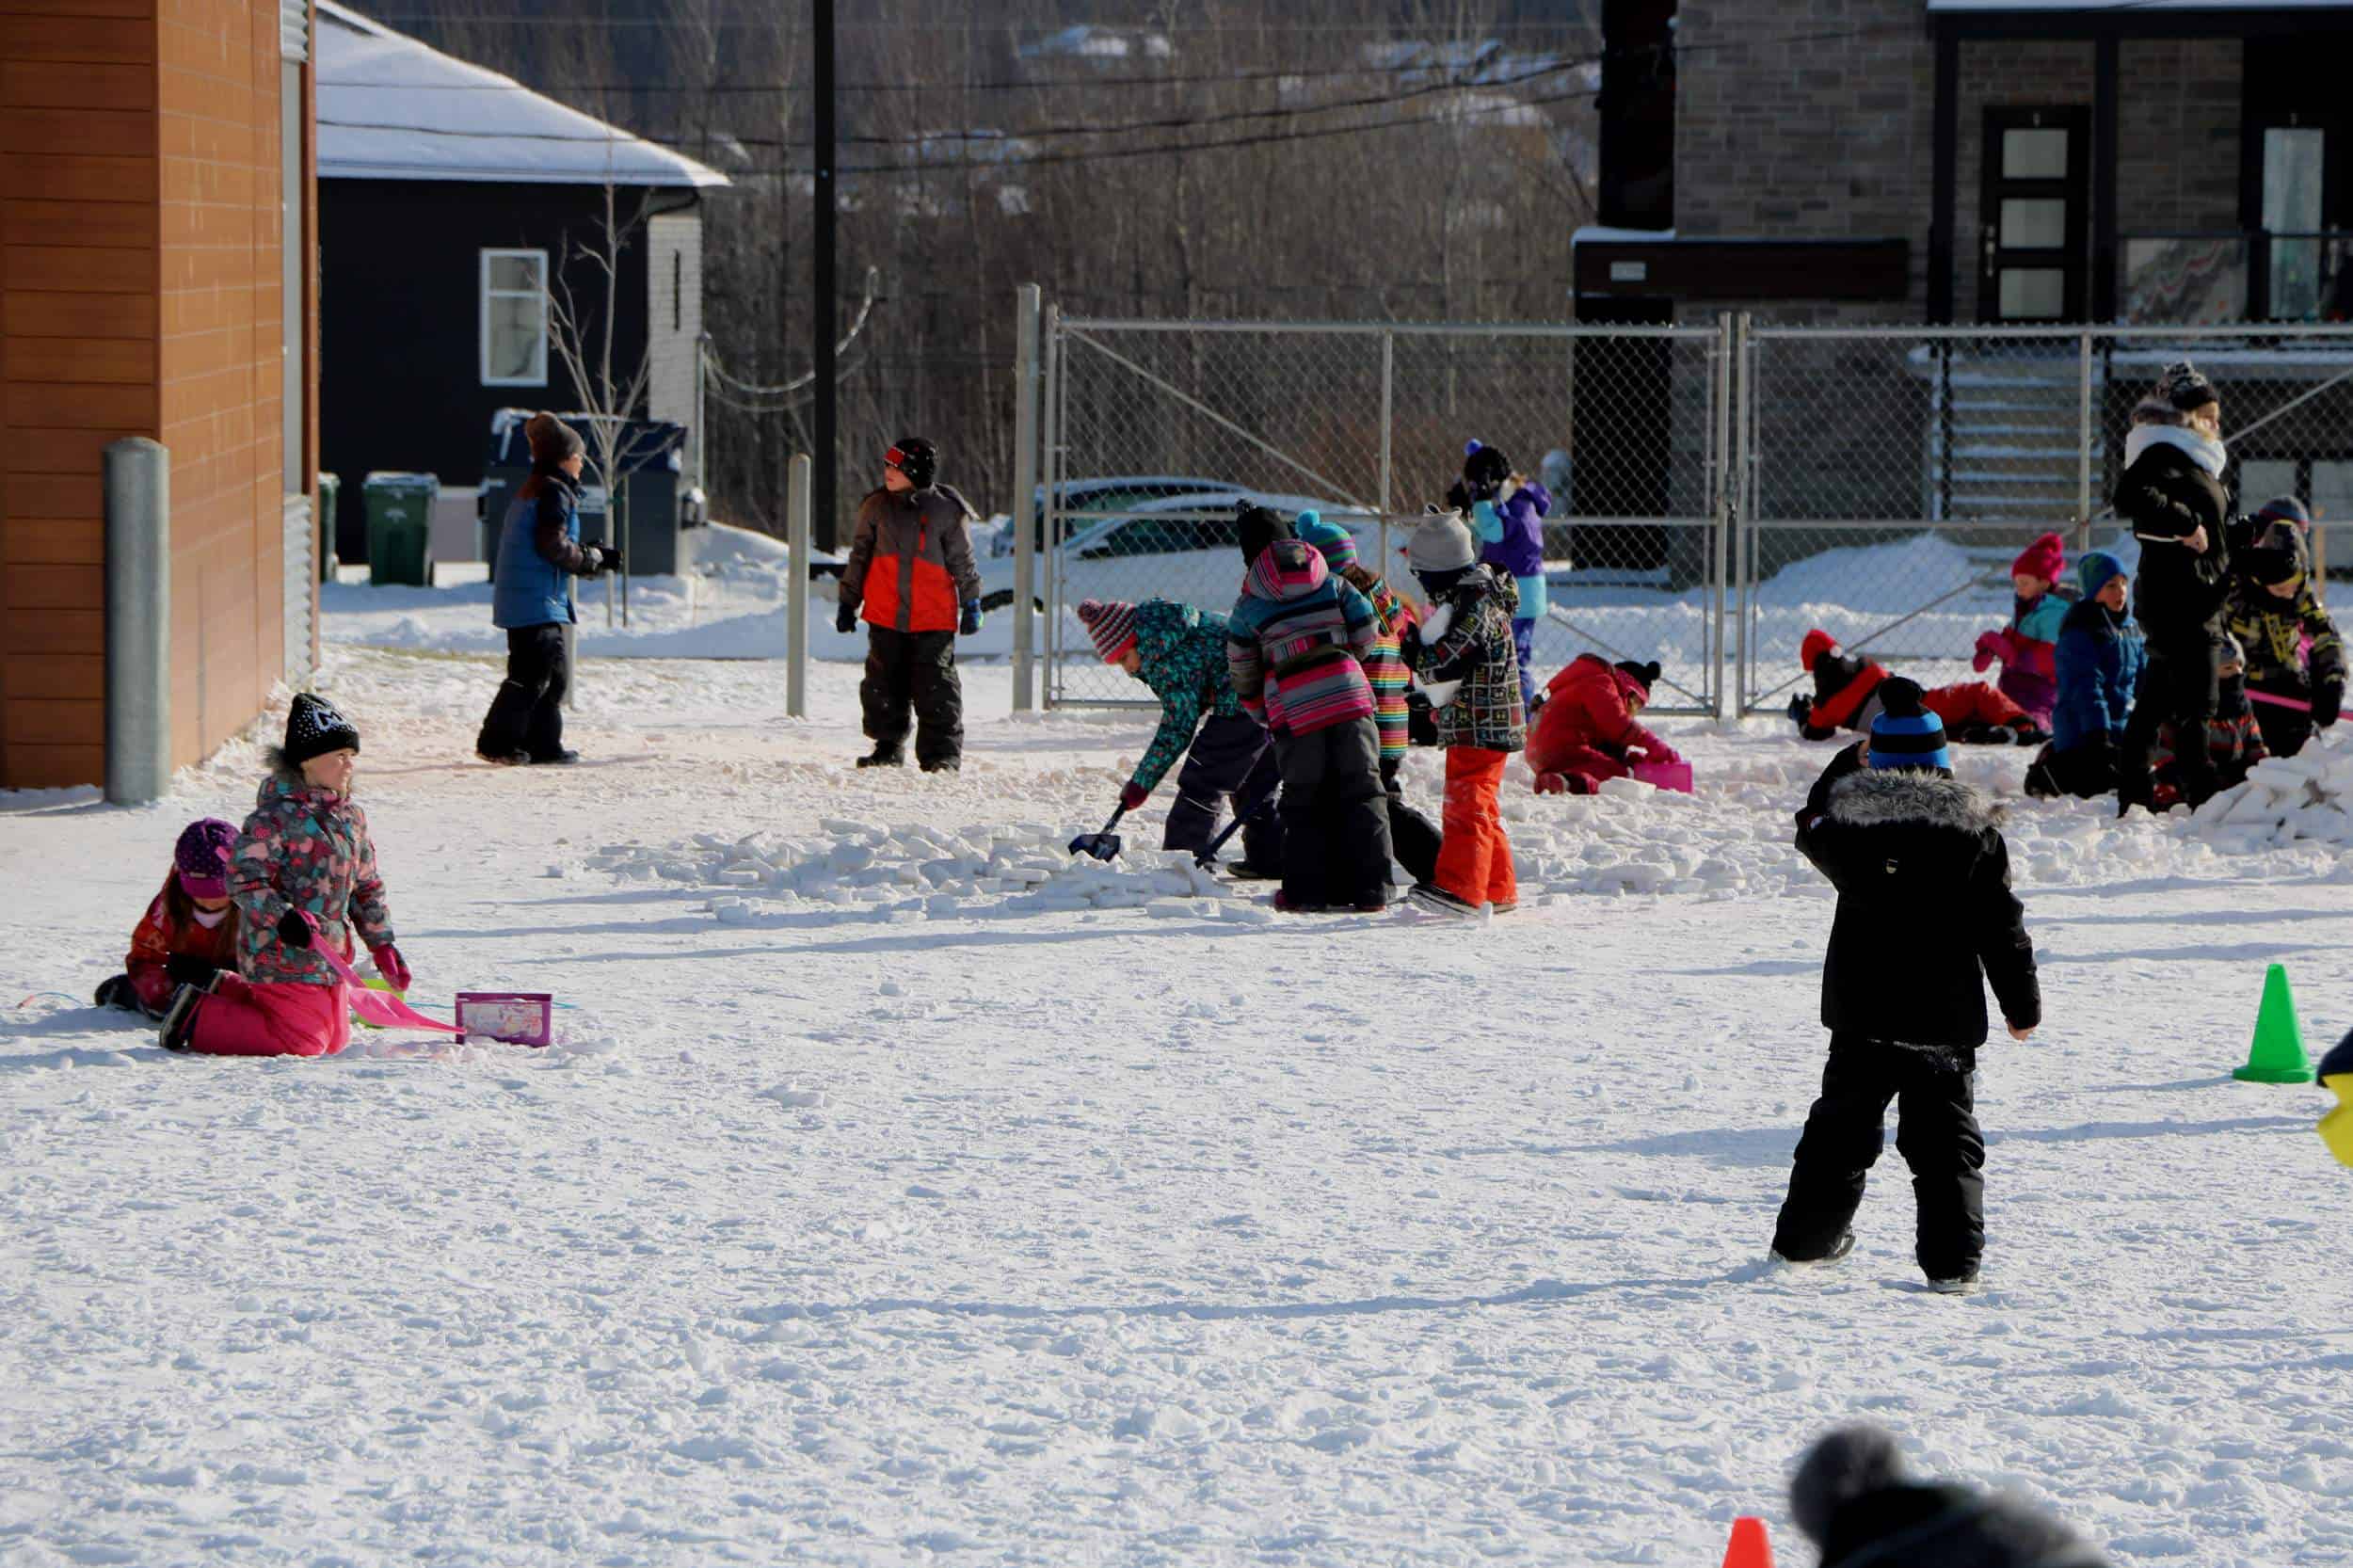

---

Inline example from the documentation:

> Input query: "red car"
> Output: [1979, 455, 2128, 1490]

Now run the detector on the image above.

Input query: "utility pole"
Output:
[811, 0, 838, 552]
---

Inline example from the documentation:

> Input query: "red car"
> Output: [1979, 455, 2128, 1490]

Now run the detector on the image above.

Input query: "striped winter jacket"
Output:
[1225, 540, 1378, 737]
[1417, 566, 1526, 752]
[1343, 566, 1418, 762]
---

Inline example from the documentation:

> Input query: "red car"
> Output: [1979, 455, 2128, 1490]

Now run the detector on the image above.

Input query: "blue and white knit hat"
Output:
[1867, 678, 1951, 774]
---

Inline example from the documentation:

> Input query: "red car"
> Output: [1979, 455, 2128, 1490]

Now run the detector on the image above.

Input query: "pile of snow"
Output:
[585, 818, 1272, 923]
[2189, 737, 2353, 858]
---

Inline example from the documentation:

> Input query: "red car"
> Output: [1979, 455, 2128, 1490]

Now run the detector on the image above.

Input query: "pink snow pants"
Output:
[185, 975, 352, 1058]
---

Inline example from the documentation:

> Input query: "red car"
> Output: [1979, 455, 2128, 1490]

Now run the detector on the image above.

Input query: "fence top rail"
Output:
[1748, 322, 2353, 342]
[1059, 317, 1717, 340]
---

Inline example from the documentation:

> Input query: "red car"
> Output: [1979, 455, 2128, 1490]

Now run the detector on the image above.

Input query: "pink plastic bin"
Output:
[455, 992, 554, 1048]
[1631, 759, 1694, 793]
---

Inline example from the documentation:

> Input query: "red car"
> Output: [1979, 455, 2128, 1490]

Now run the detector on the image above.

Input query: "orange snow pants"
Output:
[1433, 746, 1516, 909]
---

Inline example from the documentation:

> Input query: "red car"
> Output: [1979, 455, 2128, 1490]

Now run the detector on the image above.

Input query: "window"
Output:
[481, 249, 548, 386]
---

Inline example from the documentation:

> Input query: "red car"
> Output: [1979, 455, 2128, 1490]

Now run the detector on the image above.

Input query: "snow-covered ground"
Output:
[5, 643, 2351, 1567]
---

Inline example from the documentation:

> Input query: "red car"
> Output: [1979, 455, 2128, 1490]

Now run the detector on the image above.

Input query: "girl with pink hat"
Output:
[1971, 531, 2074, 728]
[93, 819, 243, 1017]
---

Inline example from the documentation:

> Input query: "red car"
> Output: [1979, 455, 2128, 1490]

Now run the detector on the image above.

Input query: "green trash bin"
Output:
[363, 472, 439, 586]
[315, 472, 341, 584]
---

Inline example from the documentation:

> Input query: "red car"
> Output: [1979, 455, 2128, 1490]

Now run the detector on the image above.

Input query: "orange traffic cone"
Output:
[1721, 1515, 1774, 1568]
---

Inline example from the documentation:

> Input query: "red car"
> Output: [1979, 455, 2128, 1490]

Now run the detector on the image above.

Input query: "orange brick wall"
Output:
[0, 0, 303, 789]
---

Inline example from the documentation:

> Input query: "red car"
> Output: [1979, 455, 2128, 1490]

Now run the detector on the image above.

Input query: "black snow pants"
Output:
[2248, 678, 2314, 759]
[1276, 715, 1392, 906]
[1166, 712, 1281, 872]
[1771, 1035, 1985, 1281]
[1381, 757, 1443, 887]
[2122, 634, 2221, 806]
[862, 626, 963, 767]
[476, 623, 570, 761]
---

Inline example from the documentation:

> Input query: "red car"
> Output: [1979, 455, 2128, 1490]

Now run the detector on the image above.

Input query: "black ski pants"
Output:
[1275, 715, 1392, 906]
[476, 623, 570, 761]
[861, 626, 963, 767]
[1771, 1035, 1985, 1281]
[1381, 757, 1443, 887]
[2123, 634, 2221, 806]
[1166, 712, 1281, 872]
[2248, 678, 2314, 759]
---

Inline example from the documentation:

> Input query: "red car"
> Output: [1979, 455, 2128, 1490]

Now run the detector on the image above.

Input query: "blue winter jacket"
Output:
[2051, 597, 2146, 754]
[492, 475, 588, 630]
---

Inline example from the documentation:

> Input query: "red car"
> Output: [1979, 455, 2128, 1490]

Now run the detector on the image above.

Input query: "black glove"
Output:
[597, 541, 624, 576]
[276, 908, 312, 949]
[164, 954, 222, 986]
[1786, 694, 1814, 731]
[836, 599, 858, 635]
[94, 974, 138, 1011]
[2315, 681, 2343, 730]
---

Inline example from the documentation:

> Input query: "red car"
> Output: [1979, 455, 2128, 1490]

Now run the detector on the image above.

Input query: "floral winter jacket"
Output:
[1416, 567, 1526, 752]
[229, 768, 396, 987]
[1128, 600, 1250, 794]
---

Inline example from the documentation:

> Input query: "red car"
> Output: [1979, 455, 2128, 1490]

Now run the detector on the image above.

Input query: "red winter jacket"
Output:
[1527, 654, 1677, 784]
[124, 875, 241, 1014]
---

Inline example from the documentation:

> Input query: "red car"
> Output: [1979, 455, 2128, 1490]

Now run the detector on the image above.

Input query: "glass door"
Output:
[1979, 107, 2089, 323]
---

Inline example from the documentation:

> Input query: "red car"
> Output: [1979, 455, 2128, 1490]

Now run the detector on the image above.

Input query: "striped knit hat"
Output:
[1076, 599, 1140, 664]
[1867, 678, 1952, 774]
[1293, 510, 1359, 572]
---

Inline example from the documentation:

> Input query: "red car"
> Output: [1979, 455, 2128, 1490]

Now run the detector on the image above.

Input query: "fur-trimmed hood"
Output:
[1826, 769, 2000, 834]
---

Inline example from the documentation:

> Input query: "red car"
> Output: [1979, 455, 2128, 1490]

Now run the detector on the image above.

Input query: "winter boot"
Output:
[157, 984, 206, 1052]
[1407, 883, 1481, 918]
[525, 748, 582, 765]
[475, 746, 529, 766]
[1273, 890, 1327, 914]
[920, 758, 961, 775]
[1926, 1265, 1981, 1295]
[1769, 1230, 1856, 1271]
[856, 744, 905, 769]
[2010, 722, 2050, 746]
[1227, 861, 1282, 881]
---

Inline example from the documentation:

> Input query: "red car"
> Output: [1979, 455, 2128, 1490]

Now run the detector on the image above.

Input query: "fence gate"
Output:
[1035, 312, 1733, 716]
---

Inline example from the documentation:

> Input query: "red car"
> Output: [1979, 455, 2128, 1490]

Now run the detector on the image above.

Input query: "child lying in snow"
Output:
[1526, 654, 1682, 795]
[94, 818, 242, 1017]
[1790, 631, 2048, 746]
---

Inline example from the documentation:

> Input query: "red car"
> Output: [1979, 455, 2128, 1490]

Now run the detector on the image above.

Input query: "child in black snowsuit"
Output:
[1772, 679, 2041, 1295]
[2227, 497, 2345, 759]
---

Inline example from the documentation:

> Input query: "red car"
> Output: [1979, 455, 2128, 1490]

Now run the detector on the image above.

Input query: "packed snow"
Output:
[4, 644, 2351, 1567]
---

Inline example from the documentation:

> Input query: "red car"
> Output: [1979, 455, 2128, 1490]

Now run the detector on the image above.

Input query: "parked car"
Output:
[985, 475, 1246, 559]
[974, 490, 1387, 612]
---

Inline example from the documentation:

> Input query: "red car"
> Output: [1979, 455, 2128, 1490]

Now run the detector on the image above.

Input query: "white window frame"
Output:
[480, 248, 549, 388]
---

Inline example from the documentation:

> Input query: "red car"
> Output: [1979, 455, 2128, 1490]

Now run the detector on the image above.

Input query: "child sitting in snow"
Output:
[1791, 632, 2046, 745]
[1225, 505, 1393, 913]
[159, 695, 410, 1058]
[94, 819, 242, 1017]
[2149, 633, 2267, 807]
[1773, 680, 2040, 1294]
[1077, 596, 1280, 876]
[2025, 552, 2145, 802]
[1449, 440, 1549, 710]
[1526, 654, 1682, 795]
[1405, 510, 1526, 917]
[2226, 496, 2345, 760]
[1972, 532, 2076, 728]
[1294, 512, 1441, 886]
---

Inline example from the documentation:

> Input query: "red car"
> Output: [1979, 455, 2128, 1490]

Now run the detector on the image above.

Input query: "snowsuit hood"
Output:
[1244, 537, 1330, 602]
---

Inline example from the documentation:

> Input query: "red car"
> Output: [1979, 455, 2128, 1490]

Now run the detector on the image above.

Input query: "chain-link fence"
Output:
[1036, 317, 1731, 713]
[1737, 322, 2353, 714]
[1009, 301, 2353, 720]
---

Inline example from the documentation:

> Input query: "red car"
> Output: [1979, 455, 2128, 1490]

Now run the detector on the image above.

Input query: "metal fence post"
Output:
[104, 437, 171, 804]
[1377, 329, 1394, 571]
[1038, 302, 1061, 707]
[1734, 314, 1756, 715]
[1010, 284, 1041, 712]
[786, 452, 810, 720]
[2076, 328, 2095, 554]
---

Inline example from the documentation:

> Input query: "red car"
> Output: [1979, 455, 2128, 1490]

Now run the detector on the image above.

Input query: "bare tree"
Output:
[547, 181, 655, 626]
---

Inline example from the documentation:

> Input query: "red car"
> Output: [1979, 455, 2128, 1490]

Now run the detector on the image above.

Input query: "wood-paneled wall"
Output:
[0, 0, 299, 789]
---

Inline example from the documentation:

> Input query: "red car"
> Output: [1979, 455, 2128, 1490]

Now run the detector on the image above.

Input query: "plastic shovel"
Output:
[1067, 805, 1127, 862]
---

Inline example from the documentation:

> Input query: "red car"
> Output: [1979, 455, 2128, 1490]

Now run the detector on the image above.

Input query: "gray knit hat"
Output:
[1408, 509, 1478, 573]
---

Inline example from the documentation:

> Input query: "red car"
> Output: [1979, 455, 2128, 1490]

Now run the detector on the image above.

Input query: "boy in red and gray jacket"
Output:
[837, 437, 984, 773]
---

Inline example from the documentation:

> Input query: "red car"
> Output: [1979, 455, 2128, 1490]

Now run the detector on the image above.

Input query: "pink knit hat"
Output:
[1077, 599, 1140, 664]
[174, 818, 236, 901]
[2010, 532, 2066, 586]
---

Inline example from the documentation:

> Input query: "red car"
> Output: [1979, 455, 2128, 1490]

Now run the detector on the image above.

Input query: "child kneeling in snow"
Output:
[1792, 632, 2045, 745]
[1406, 510, 1526, 917]
[1972, 532, 2075, 729]
[159, 694, 411, 1057]
[94, 818, 242, 1017]
[1772, 680, 2040, 1294]
[2025, 552, 2145, 801]
[2149, 632, 2266, 807]
[2227, 497, 2345, 760]
[1225, 506, 1393, 912]
[1077, 596, 1280, 875]
[1526, 654, 1680, 795]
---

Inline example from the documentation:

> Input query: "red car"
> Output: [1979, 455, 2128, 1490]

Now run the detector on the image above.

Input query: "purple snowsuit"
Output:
[1472, 481, 1551, 707]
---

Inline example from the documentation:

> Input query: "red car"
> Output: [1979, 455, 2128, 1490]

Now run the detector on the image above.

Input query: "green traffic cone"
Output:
[2234, 963, 2315, 1084]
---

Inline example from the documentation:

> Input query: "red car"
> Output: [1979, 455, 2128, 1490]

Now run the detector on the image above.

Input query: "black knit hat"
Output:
[1463, 440, 1511, 500]
[283, 693, 360, 769]
[1792, 1426, 2109, 1568]
[885, 437, 937, 488]
[1614, 659, 1662, 695]
[2155, 360, 2217, 412]
[1237, 504, 1293, 567]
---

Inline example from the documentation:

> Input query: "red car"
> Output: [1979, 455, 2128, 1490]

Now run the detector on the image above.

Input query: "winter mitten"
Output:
[1469, 499, 1503, 543]
[1118, 781, 1148, 812]
[2317, 681, 2344, 730]
[959, 599, 984, 636]
[370, 943, 411, 992]
[93, 974, 138, 1011]
[597, 541, 625, 576]
[835, 599, 858, 635]
[163, 954, 222, 987]
[2011, 721, 2050, 745]
[276, 908, 314, 950]
[1785, 694, 1815, 731]
[1954, 721, 2010, 745]
[1972, 629, 2003, 673]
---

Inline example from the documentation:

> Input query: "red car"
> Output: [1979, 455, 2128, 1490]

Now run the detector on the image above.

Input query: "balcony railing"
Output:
[2122, 231, 2353, 325]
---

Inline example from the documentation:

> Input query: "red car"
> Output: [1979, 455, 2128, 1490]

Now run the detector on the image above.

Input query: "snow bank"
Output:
[2188, 735, 2353, 865]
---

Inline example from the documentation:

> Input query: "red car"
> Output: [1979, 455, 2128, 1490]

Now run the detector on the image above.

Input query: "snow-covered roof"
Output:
[315, 1, 727, 188]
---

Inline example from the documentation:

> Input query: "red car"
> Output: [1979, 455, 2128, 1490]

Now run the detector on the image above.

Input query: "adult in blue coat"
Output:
[2025, 551, 2144, 800]
[474, 413, 620, 764]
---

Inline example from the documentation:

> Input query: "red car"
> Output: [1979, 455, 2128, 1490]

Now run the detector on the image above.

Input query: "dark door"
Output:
[1978, 107, 2090, 323]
